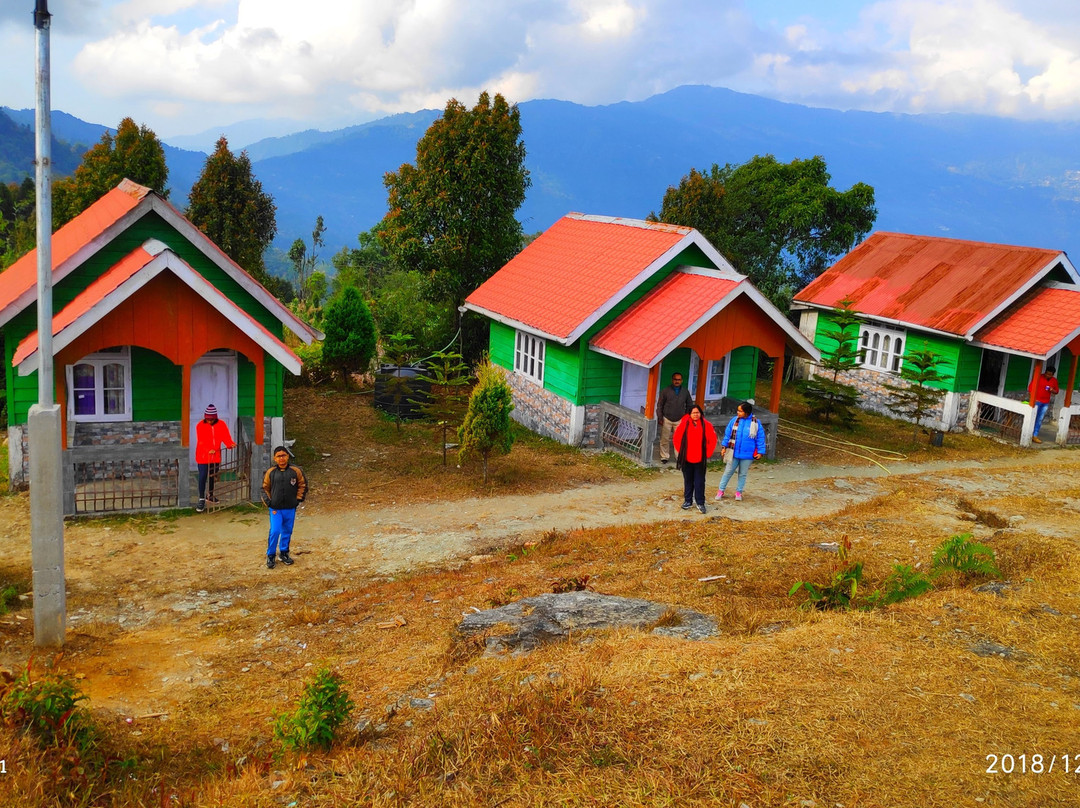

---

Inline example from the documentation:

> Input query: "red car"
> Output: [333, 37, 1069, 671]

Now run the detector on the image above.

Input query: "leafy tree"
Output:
[458, 360, 515, 485]
[321, 286, 376, 390]
[883, 347, 948, 444]
[306, 270, 328, 307]
[288, 215, 326, 303]
[417, 350, 471, 465]
[380, 91, 530, 358]
[371, 269, 456, 358]
[187, 137, 276, 283]
[0, 177, 36, 268]
[651, 155, 876, 310]
[53, 117, 168, 227]
[798, 298, 862, 427]
[331, 227, 397, 299]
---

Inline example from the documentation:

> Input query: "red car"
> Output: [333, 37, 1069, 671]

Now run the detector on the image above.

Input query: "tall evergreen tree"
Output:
[53, 117, 169, 227]
[321, 286, 376, 390]
[883, 347, 948, 444]
[379, 92, 530, 358]
[187, 137, 276, 283]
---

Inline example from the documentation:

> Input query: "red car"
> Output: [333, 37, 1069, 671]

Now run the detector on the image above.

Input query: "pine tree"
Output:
[883, 347, 947, 444]
[187, 137, 276, 283]
[458, 361, 515, 485]
[416, 351, 471, 465]
[798, 298, 862, 427]
[380, 332, 416, 432]
[321, 286, 376, 390]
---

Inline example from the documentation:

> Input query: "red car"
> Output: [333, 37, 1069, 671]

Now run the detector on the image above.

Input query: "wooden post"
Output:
[769, 355, 783, 414]
[1028, 359, 1043, 406]
[644, 364, 660, 419]
[1066, 353, 1078, 408]
[255, 357, 266, 445]
[181, 364, 192, 447]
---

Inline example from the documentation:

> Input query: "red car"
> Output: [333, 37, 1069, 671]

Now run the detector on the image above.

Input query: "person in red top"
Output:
[195, 404, 235, 511]
[673, 403, 718, 513]
[1032, 365, 1060, 444]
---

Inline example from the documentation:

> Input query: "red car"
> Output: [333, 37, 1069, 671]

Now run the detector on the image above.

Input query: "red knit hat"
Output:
[204, 404, 218, 419]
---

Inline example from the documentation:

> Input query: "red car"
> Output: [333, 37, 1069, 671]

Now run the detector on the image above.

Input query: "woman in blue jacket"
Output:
[715, 401, 766, 502]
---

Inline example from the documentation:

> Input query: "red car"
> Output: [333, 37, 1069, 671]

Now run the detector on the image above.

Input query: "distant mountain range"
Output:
[4, 85, 1080, 264]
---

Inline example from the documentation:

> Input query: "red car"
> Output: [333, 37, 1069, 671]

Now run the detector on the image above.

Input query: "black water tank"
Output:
[373, 365, 431, 420]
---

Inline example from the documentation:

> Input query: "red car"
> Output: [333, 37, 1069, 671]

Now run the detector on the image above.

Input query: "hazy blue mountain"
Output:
[6, 87, 1080, 268]
[2, 106, 108, 149]
[0, 108, 86, 183]
[166, 118, 309, 154]
[250, 85, 1080, 260]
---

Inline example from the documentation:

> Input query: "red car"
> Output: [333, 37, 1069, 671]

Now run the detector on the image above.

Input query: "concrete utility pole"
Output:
[30, 0, 66, 648]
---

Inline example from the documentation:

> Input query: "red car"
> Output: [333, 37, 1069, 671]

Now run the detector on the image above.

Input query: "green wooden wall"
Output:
[1004, 355, 1032, 392]
[727, 346, 759, 399]
[3, 210, 292, 425]
[131, 347, 182, 420]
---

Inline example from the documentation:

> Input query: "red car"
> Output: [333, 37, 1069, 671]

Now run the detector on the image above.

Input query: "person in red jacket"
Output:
[673, 403, 718, 514]
[195, 404, 235, 512]
[1031, 365, 1060, 444]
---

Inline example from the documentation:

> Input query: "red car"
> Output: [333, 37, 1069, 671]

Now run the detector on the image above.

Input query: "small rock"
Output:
[1040, 604, 1062, 616]
[970, 641, 1018, 659]
[973, 581, 1011, 597]
[959, 692, 975, 702]
[688, 672, 707, 682]
[410, 698, 435, 711]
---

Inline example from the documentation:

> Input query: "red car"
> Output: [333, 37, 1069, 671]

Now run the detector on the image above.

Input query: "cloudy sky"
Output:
[2, 0, 1080, 142]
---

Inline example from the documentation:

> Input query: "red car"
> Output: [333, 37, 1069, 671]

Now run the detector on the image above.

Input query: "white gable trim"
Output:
[965, 253, 1075, 337]
[565, 232, 743, 346]
[147, 196, 322, 343]
[0, 199, 153, 330]
[17, 251, 301, 376]
[798, 302, 964, 341]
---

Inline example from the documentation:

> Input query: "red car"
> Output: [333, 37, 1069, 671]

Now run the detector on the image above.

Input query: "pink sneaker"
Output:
[734, 491, 743, 501]
[714, 489, 724, 501]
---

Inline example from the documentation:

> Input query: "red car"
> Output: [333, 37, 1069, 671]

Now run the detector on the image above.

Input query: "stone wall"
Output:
[70, 420, 181, 447]
[831, 368, 960, 430]
[507, 373, 575, 444]
[581, 404, 601, 448]
[7, 424, 29, 489]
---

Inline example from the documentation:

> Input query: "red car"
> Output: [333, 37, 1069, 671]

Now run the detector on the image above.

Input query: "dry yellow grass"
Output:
[0, 391, 1075, 807]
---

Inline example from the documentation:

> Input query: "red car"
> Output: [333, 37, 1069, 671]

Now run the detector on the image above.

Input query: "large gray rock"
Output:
[458, 591, 718, 654]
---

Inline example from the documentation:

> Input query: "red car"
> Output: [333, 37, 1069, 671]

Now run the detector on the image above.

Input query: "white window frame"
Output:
[514, 330, 545, 385]
[858, 324, 906, 374]
[66, 347, 133, 423]
[704, 355, 730, 400]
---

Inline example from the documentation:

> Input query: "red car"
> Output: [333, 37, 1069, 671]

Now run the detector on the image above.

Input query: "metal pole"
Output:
[31, 0, 66, 648]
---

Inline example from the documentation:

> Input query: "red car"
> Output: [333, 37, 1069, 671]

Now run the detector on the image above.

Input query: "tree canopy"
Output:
[651, 155, 876, 309]
[321, 285, 376, 389]
[53, 117, 169, 227]
[379, 92, 530, 356]
[187, 137, 276, 283]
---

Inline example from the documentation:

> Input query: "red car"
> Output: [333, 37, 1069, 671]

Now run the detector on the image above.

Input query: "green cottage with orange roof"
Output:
[1, 179, 321, 513]
[463, 213, 819, 464]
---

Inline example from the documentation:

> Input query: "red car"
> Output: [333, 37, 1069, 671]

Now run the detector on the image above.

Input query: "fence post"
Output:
[177, 456, 190, 508]
[61, 450, 75, 516]
[640, 417, 657, 465]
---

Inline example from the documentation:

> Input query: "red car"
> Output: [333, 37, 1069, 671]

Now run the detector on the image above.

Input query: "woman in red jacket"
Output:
[673, 404, 718, 514]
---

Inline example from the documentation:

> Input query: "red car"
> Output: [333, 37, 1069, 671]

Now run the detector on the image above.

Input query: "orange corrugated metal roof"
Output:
[590, 272, 740, 365]
[0, 180, 149, 314]
[465, 214, 693, 341]
[14, 246, 299, 371]
[794, 232, 1064, 336]
[975, 286, 1080, 357]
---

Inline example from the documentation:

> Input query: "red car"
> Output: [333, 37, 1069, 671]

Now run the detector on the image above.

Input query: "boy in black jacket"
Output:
[261, 446, 307, 569]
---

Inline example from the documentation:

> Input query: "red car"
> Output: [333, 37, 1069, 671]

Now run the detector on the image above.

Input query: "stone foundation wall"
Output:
[507, 374, 575, 444]
[7, 424, 29, 489]
[832, 368, 959, 430]
[70, 420, 181, 447]
[581, 404, 601, 448]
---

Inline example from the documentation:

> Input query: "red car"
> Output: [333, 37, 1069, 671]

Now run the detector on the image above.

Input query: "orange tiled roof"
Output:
[465, 214, 695, 341]
[14, 244, 300, 372]
[975, 286, 1080, 357]
[0, 180, 149, 317]
[590, 271, 740, 366]
[794, 232, 1065, 336]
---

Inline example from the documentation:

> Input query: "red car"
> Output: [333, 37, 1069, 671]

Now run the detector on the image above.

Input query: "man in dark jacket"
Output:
[261, 446, 307, 569]
[656, 372, 692, 463]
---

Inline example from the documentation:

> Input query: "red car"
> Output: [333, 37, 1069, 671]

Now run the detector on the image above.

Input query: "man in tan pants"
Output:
[656, 372, 691, 463]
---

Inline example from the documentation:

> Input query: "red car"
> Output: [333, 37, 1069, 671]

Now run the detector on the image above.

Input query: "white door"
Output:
[189, 353, 238, 470]
[620, 362, 650, 414]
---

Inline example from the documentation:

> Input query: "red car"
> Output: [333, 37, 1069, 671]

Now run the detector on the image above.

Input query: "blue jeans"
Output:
[1034, 401, 1050, 437]
[267, 508, 297, 556]
[718, 457, 753, 493]
[197, 462, 219, 499]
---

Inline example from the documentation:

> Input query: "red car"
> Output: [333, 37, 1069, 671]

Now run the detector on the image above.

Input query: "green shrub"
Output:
[458, 360, 515, 485]
[931, 533, 1000, 580]
[0, 585, 18, 616]
[789, 536, 863, 610]
[0, 662, 99, 754]
[866, 564, 934, 607]
[274, 667, 355, 752]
